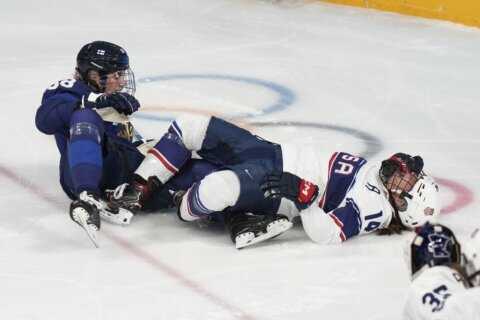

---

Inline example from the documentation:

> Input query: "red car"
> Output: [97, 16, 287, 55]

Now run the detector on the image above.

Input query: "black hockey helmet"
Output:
[410, 222, 461, 275]
[76, 41, 135, 94]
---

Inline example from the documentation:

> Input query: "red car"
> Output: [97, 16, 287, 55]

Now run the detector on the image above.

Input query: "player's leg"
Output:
[177, 170, 241, 221]
[109, 114, 267, 212]
[176, 162, 281, 221]
[106, 115, 210, 212]
[142, 159, 218, 212]
[135, 114, 277, 184]
[66, 108, 105, 247]
[67, 108, 104, 196]
[175, 164, 290, 248]
[224, 166, 291, 248]
[135, 114, 210, 184]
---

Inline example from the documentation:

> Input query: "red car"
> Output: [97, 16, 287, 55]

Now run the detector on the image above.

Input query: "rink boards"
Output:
[320, 0, 480, 27]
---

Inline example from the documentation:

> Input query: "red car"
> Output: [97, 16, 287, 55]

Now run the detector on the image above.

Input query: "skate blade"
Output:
[235, 220, 293, 249]
[74, 210, 99, 248]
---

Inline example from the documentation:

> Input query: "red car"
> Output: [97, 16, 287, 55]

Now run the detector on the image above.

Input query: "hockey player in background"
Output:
[108, 114, 440, 248]
[35, 41, 216, 247]
[402, 223, 480, 320]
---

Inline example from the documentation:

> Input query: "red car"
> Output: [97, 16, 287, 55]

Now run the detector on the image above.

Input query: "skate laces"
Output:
[111, 183, 129, 200]
[78, 191, 102, 210]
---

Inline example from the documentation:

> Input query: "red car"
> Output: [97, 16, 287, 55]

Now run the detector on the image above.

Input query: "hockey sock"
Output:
[68, 109, 104, 196]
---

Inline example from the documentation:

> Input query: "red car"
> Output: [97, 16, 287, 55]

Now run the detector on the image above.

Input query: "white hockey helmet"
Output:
[397, 175, 440, 228]
[462, 228, 480, 286]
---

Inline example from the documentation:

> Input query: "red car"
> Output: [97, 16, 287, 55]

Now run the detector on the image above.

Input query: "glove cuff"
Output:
[297, 179, 318, 204]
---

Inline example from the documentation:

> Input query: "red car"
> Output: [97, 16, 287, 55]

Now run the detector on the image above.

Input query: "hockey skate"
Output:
[106, 174, 161, 215]
[97, 198, 134, 226]
[227, 212, 293, 249]
[69, 191, 102, 248]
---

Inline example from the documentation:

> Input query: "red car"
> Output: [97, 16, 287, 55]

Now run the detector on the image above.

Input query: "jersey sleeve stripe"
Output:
[149, 148, 179, 173]
[319, 152, 340, 209]
[170, 120, 183, 138]
[328, 213, 346, 241]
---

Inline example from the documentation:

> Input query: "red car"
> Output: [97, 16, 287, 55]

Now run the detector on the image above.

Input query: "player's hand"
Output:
[260, 171, 319, 211]
[84, 93, 140, 115]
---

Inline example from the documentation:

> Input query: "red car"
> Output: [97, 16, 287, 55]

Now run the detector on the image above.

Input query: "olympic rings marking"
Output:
[136, 74, 296, 121]
[250, 121, 383, 159]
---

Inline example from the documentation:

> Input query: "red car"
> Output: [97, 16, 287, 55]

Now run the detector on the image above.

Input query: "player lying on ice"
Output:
[402, 222, 480, 320]
[107, 114, 441, 248]
[35, 41, 216, 247]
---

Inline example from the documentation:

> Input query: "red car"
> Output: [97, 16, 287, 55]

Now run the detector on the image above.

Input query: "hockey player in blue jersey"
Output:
[402, 223, 480, 319]
[35, 41, 216, 247]
[108, 114, 440, 248]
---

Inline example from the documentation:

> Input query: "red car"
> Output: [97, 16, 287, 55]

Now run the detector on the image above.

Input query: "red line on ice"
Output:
[0, 164, 256, 320]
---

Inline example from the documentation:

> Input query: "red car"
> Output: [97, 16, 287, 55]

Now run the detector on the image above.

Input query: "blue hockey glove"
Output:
[260, 171, 319, 211]
[83, 93, 140, 115]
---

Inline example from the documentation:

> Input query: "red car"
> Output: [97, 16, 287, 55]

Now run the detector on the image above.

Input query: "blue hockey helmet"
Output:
[76, 41, 135, 94]
[410, 222, 461, 275]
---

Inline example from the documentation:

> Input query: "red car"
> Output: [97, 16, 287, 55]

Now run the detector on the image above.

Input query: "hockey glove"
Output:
[260, 171, 319, 211]
[83, 92, 140, 115]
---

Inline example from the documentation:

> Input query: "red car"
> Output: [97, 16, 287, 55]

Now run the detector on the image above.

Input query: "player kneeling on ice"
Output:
[107, 114, 440, 248]
[35, 42, 216, 247]
[402, 223, 480, 320]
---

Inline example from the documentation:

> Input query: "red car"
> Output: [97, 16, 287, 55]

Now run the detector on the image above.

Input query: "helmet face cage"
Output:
[76, 41, 136, 95]
[100, 68, 136, 95]
[380, 154, 423, 208]
[386, 170, 421, 211]
[411, 222, 461, 276]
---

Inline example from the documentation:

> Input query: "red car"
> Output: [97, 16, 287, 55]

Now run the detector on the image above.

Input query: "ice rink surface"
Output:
[1, 0, 479, 319]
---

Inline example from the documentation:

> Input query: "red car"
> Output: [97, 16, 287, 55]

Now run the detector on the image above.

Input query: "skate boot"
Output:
[227, 212, 293, 249]
[70, 191, 102, 247]
[106, 174, 161, 214]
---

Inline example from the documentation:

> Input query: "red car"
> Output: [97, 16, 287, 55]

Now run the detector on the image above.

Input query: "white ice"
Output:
[1, 1, 479, 319]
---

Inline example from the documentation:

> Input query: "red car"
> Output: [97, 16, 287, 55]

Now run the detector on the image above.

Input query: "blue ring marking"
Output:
[135, 74, 296, 122]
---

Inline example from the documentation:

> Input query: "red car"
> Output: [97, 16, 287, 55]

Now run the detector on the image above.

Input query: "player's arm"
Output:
[261, 171, 367, 244]
[260, 171, 319, 210]
[35, 92, 79, 134]
[299, 205, 343, 244]
[300, 200, 362, 244]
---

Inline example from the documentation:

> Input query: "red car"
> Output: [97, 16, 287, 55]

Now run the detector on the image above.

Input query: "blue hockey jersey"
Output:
[35, 78, 218, 203]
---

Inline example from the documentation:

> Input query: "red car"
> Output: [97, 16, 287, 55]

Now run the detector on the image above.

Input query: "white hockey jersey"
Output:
[279, 145, 393, 244]
[402, 266, 480, 320]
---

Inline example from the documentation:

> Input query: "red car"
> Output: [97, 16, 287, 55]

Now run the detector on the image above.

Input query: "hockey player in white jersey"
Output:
[402, 223, 480, 320]
[108, 114, 440, 248]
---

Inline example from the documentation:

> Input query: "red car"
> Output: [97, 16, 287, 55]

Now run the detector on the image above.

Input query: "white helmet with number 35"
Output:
[397, 175, 440, 228]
